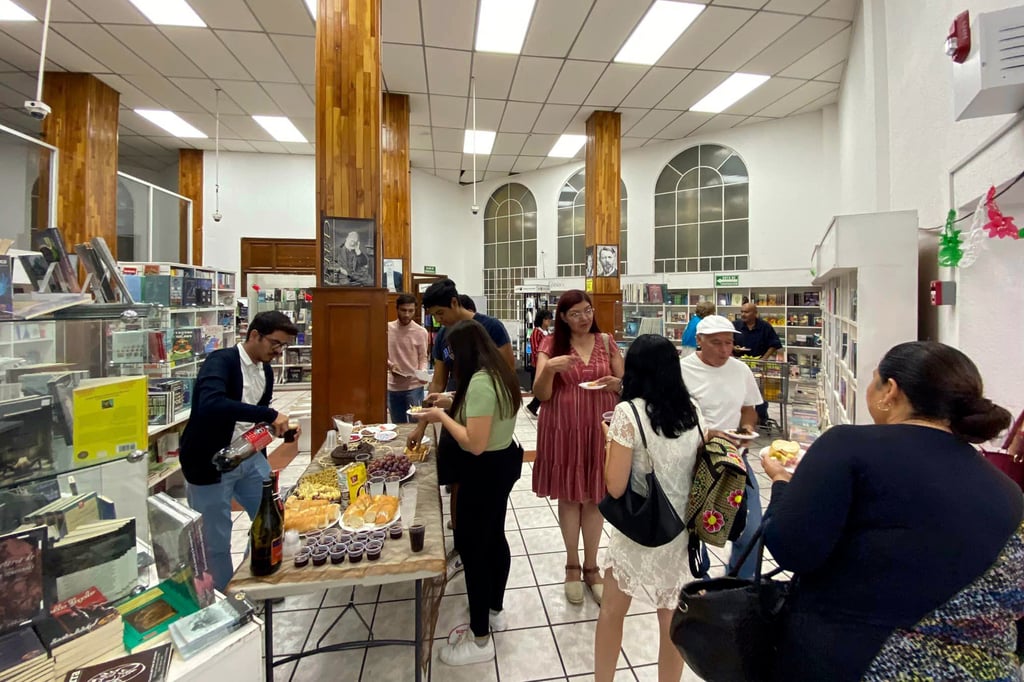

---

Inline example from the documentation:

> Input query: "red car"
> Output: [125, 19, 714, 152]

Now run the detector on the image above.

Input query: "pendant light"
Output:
[212, 87, 222, 222]
[470, 76, 479, 214]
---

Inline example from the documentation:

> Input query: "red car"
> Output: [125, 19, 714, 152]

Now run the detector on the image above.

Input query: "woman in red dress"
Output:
[532, 290, 624, 605]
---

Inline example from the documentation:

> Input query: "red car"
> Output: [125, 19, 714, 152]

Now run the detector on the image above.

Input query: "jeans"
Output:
[187, 453, 271, 592]
[454, 443, 523, 637]
[726, 450, 763, 580]
[756, 402, 769, 423]
[388, 387, 425, 424]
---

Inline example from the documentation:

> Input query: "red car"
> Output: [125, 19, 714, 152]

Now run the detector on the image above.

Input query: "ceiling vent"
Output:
[954, 5, 1024, 120]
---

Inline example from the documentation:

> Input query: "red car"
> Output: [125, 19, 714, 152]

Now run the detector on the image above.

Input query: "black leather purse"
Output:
[670, 523, 792, 682]
[597, 401, 686, 548]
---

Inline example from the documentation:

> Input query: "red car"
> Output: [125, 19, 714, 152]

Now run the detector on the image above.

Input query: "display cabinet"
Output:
[241, 273, 314, 388]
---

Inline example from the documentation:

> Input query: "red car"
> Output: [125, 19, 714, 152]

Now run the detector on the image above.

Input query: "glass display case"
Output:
[242, 273, 315, 387]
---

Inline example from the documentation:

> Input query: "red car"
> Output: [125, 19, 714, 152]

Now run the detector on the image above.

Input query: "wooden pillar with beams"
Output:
[584, 111, 623, 336]
[311, 0, 387, 448]
[41, 73, 119, 253]
[381, 92, 411, 307]
[178, 149, 203, 265]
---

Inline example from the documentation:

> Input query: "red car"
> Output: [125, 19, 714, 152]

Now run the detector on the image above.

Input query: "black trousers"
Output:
[453, 441, 523, 637]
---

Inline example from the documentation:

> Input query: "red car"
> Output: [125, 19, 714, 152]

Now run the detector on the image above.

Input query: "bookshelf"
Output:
[812, 211, 918, 427]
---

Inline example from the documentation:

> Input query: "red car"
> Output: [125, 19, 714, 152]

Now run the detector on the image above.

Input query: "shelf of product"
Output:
[240, 275, 314, 387]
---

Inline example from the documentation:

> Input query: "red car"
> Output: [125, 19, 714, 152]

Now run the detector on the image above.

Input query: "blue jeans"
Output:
[726, 450, 763, 580]
[388, 388, 425, 424]
[187, 453, 271, 592]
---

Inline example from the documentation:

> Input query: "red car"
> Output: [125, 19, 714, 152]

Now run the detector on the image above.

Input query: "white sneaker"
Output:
[446, 551, 464, 580]
[488, 609, 508, 632]
[439, 626, 495, 666]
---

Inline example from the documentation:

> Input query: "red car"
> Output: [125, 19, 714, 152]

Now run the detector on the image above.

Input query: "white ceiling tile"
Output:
[470, 54, 517, 101]
[522, 0, 593, 58]
[15, 0, 91, 22]
[95, 75, 160, 109]
[430, 127, 464, 153]
[620, 67, 690, 108]
[186, 0, 263, 30]
[723, 76, 805, 116]
[619, 137, 646, 150]
[262, 82, 314, 118]
[790, 87, 838, 115]
[755, 80, 836, 116]
[408, 93, 430, 126]
[48, 24, 158, 76]
[742, 17, 847, 75]
[421, 0, 475, 49]
[0, 59, 17, 72]
[710, 0, 765, 8]
[126, 73, 206, 112]
[659, 6, 754, 69]
[816, 62, 844, 83]
[2, 23, 106, 73]
[161, 27, 251, 81]
[540, 157, 568, 168]
[492, 133, 527, 155]
[486, 155, 517, 172]
[509, 57, 562, 102]
[271, 35, 315, 86]
[626, 109, 681, 138]
[219, 139, 257, 152]
[169, 78, 245, 115]
[532, 103, 578, 134]
[219, 115, 270, 139]
[410, 149, 435, 168]
[410, 125, 433, 150]
[658, 70, 730, 110]
[217, 31, 297, 83]
[105, 25, 204, 79]
[0, 30, 39, 71]
[429, 95, 467, 128]
[691, 113, 747, 134]
[435, 169, 462, 183]
[60, 0, 148, 24]
[584, 63, 646, 107]
[568, 0, 649, 61]
[484, 170, 508, 181]
[779, 27, 849, 79]
[658, 111, 714, 139]
[567, 107, 593, 133]
[464, 98, 505, 132]
[250, 140, 289, 154]
[735, 115, 774, 127]
[512, 156, 544, 172]
[547, 60, 605, 105]
[216, 80, 281, 115]
[245, 0, 314, 37]
[292, 117, 314, 141]
[425, 48, 470, 97]
[616, 107, 650, 133]
[383, 43, 427, 94]
[762, 0, 827, 13]
[0, 73, 34, 99]
[382, 0, 423, 44]
[499, 101, 543, 133]
[521, 133, 559, 156]
[434, 151, 462, 169]
[813, 0, 855, 21]
[303, 84, 315, 102]
[701, 11, 801, 71]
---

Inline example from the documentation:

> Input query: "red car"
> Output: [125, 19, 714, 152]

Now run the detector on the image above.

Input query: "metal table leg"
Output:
[263, 598, 274, 682]
[414, 579, 423, 682]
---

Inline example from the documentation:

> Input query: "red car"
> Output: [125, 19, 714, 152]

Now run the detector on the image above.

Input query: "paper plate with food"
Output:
[407, 406, 427, 417]
[578, 380, 606, 391]
[373, 430, 398, 442]
[760, 439, 805, 473]
[724, 426, 760, 441]
[340, 492, 401, 531]
[379, 423, 397, 431]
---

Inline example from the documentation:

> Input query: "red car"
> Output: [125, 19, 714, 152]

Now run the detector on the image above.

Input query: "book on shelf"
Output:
[9, 293, 91, 320]
[44, 518, 137, 603]
[147, 331, 168, 363]
[181, 277, 199, 307]
[123, 275, 143, 305]
[147, 493, 215, 609]
[148, 393, 173, 427]
[169, 329, 195, 362]
[64, 642, 172, 682]
[169, 593, 254, 660]
[31, 228, 80, 295]
[0, 396, 55, 489]
[195, 279, 213, 306]
[111, 330, 148, 364]
[0, 255, 12, 315]
[0, 525, 48, 634]
[36, 586, 125, 681]
[0, 478, 60, 535]
[169, 277, 183, 307]
[73, 244, 116, 303]
[88, 238, 134, 304]
[142, 276, 171, 306]
[117, 579, 198, 651]
[0, 626, 53, 682]
[17, 253, 59, 294]
[24, 492, 102, 539]
[754, 293, 767, 305]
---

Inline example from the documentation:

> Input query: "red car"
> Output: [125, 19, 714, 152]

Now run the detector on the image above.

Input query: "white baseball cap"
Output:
[696, 315, 740, 336]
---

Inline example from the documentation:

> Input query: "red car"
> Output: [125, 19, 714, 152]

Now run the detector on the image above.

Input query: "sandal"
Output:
[583, 566, 603, 605]
[564, 564, 584, 604]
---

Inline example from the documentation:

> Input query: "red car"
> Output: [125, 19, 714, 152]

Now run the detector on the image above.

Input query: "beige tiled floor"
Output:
[229, 392, 778, 682]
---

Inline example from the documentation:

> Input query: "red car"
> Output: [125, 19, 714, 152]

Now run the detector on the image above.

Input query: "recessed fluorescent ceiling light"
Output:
[548, 134, 587, 158]
[0, 0, 33, 21]
[463, 130, 496, 155]
[126, 0, 205, 27]
[615, 1, 704, 65]
[253, 116, 308, 143]
[476, 0, 535, 54]
[303, 0, 315, 20]
[691, 73, 771, 113]
[136, 110, 206, 138]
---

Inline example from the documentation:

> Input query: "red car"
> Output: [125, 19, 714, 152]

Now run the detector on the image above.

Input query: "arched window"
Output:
[556, 169, 628, 276]
[483, 182, 537, 321]
[654, 144, 749, 273]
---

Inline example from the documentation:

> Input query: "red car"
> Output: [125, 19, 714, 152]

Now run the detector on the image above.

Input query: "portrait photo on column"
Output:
[596, 244, 618, 277]
[321, 216, 375, 287]
[383, 258, 403, 292]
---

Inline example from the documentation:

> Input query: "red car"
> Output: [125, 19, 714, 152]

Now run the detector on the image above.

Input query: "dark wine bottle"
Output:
[250, 478, 284, 576]
[270, 469, 285, 517]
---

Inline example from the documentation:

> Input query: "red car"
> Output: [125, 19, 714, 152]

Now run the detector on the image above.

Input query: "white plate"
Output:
[339, 505, 401, 532]
[578, 381, 605, 391]
[348, 434, 362, 443]
[724, 429, 759, 441]
[413, 369, 432, 382]
[758, 445, 806, 473]
[407, 408, 427, 417]
[360, 426, 383, 436]
[379, 423, 397, 431]
[373, 430, 398, 442]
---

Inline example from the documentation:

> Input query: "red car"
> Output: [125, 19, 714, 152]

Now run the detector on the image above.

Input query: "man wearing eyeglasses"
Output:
[180, 310, 297, 591]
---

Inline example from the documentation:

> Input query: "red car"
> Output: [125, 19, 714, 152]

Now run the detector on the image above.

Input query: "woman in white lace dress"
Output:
[594, 334, 704, 682]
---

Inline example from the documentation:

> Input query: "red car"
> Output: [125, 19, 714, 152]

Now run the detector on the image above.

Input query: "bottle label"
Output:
[244, 425, 275, 452]
[271, 537, 283, 566]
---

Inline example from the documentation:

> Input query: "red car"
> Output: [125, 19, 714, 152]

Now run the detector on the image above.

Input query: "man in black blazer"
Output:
[181, 311, 297, 590]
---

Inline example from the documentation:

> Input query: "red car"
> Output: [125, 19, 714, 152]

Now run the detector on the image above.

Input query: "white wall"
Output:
[0, 135, 33, 249]
[410, 169, 483, 295]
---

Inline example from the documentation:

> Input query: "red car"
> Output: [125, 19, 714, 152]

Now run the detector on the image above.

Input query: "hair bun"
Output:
[950, 396, 1012, 443]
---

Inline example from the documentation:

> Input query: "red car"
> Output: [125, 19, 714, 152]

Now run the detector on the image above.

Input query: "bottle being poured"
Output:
[212, 423, 276, 472]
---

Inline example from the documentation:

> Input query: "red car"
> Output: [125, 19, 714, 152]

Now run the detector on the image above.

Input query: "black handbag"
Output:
[670, 523, 791, 682]
[597, 401, 686, 548]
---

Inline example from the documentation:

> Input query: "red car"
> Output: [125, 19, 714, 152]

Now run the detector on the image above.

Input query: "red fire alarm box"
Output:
[947, 10, 971, 63]
[930, 280, 957, 306]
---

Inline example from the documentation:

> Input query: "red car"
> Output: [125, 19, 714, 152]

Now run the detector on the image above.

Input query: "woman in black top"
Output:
[762, 341, 1024, 680]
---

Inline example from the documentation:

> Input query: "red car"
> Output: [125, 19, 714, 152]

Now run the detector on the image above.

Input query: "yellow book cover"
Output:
[71, 376, 147, 467]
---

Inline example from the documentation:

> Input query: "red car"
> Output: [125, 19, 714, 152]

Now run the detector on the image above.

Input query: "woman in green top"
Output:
[414, 319, 524, 667]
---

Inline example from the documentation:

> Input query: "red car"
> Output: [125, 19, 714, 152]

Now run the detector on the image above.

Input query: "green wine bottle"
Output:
[250, 478, 283, 576]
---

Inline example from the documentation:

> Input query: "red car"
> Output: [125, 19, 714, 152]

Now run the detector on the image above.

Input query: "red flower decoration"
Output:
[702, 510, 724, 534]
[982, 186, 1021, 240]
[729, 490, 744, 508]
[304, 293, 313, 302]
[252, 285, 261, 292]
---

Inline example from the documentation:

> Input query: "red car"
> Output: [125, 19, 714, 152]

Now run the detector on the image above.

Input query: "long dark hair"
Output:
[621, 334, 699, 438]
[878, 341, 1010, 443]
[550, 290, 600, 357]
[446, 319, 522, 419]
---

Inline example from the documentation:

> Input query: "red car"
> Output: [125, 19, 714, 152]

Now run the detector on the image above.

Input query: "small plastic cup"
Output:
[369, 475, 385, 497]
[347, 542, 365, 564]
[311, 549, 329, 566]
[366, 540, 383, 561]
[389, 524, 403, 540]
[602, 411, 614, 425]
[355, 453, 371, 464]
[355, 530, 370, 543]
[370, 529, 387, 543]
[330, 547, 346, 564]
[304, 536, 319, 548]
[385, 475, 401, 498]
[294, 549, 310, 568]
[409, 523, 425, 553]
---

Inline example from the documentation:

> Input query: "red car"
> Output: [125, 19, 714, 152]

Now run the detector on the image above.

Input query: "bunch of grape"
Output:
[367, 453, 411, 478]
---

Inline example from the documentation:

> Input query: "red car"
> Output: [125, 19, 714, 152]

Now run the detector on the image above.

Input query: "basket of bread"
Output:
[341, 492, 399, 530]
[284, 469, 342, 534]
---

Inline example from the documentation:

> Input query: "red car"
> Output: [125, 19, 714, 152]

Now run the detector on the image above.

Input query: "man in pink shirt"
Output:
[387, 294, 430, 423]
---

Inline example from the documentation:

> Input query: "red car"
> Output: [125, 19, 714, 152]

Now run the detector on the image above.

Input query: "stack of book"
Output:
[35, 586, 125, 680]
[23, 491, 115, 539]
[65, 643, 172, 682]
[44, 518, 137, 603]
[147, 493, 215, 609]
[0, 629, 54, 682]
[169, 593, 255, 659]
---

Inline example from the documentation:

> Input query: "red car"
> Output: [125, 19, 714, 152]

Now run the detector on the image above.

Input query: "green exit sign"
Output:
[715, 274, 739, 287]
[423, 265, 436, 274]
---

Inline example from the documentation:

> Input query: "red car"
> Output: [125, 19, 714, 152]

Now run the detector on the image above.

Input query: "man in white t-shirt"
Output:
[680, 315, 763, 579]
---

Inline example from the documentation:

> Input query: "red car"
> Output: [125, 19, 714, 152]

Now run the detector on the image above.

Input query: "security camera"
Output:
[212, 211, 223, 223]
[471, 205, 480, 215]
[23, 100, 51, 121]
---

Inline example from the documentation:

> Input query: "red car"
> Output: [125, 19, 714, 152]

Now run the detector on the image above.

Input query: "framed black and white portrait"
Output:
[382, 258, 403, 292]
[596, 244, 618, 277]
[321, 216, 375, 287]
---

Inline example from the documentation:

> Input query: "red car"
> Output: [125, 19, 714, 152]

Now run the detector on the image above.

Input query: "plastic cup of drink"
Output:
[311, 549, 329, 566]
[385, 475, 400, 498]
[370, 529, 387, 543]
[347, 542, 365, 564]
[400, 487, 418, 521]
[602, 411, 614, 425]
[409, 523, 425, 553]
[325, 430, 338, 450]
[369, 476, 385, 497]
[366, 540, 383, 561]
[389, 524, 403, 540]
[329, 547, 346, 564]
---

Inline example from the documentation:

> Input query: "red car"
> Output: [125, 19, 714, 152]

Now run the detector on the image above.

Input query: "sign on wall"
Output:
[715, 274, 740, 287]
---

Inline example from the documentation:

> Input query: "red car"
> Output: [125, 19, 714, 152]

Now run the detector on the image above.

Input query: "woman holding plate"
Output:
[412, 318, 523, 667]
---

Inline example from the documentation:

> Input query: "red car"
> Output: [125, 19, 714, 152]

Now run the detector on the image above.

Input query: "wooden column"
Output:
[585, 110, 622, 335]
[178, 149, 204, 264]
[41, 73, 119, 253]
[312, 0, 387, 446]
[381, 92, 411, 305]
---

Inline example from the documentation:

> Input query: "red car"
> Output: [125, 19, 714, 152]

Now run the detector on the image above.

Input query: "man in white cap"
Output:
[680, 315, 763, 579]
